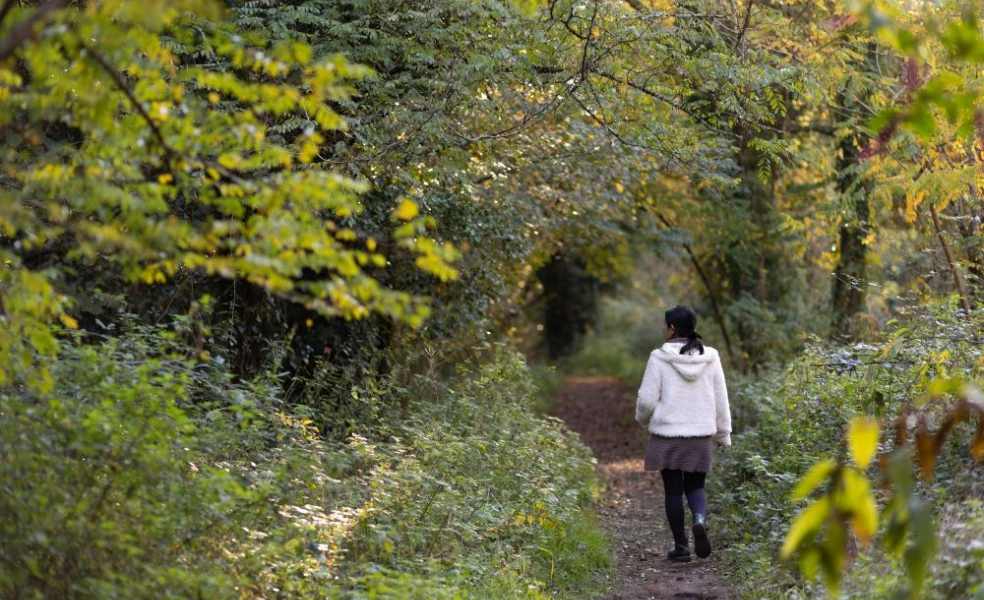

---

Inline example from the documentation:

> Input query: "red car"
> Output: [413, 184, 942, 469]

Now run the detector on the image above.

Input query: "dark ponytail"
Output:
[665, 304, 704, 355]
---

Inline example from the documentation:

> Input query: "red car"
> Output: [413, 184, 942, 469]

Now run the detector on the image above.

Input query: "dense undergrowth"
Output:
[569, 297, 984, 599]
[0, 326, 611, 599]
[716, 301, 984, 599]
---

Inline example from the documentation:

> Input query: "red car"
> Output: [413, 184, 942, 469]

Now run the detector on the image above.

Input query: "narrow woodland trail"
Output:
[553, 378, 735, 600]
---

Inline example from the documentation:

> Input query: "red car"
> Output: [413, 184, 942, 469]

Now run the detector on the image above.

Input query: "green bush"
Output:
[0, 329, 610, 599]
[337, 348, 611, 598]
[0, 333, 262, 599]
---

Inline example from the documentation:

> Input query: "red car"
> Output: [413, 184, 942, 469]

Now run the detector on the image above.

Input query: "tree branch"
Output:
[78, 38, 176, 160]
[0, 0, 19, 31]
[589, 68, 736, 138]
[928, 201, 973, 318]
[733, 0, 753, 52]
[654, 212, 742, 370]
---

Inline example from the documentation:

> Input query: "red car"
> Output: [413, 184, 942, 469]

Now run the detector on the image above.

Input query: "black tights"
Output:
[660, 469, 707, 547]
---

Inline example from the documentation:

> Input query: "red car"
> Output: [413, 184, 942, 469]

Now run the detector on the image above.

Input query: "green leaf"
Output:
[895, 29, 919, 52]
[820, 521, 847, 595]
[867, 107, 899, 135]
[883, 499, 909, 556]
[798, 546, 822, 581]
[905, 103, 938, 140]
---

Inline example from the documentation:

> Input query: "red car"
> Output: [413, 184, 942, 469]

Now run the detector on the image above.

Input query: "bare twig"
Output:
[928, 201, 973, 318]
[579, 0, 599, 77]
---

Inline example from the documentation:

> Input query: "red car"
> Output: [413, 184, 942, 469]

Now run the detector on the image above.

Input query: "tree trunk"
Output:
[537, 253, 599, 359]
[953, 185, 984, 301]
[831, 129, 872, 337]
[725, 130, 783, 369]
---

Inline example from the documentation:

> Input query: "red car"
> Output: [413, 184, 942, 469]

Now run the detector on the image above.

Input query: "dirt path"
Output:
[553, 377, 734, 600]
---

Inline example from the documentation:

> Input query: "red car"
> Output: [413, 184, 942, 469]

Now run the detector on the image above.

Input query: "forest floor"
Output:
[553, 377, 735, 600]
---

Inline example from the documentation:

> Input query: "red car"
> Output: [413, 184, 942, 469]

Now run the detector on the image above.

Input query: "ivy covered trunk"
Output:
[832, 128, 872, 338]
[725, 130, 786, 369]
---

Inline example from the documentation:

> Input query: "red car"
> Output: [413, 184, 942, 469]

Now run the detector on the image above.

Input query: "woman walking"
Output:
[636, 305, 731, 562]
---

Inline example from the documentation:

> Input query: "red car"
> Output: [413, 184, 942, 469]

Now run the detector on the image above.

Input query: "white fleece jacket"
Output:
[635, 342, 732, 446]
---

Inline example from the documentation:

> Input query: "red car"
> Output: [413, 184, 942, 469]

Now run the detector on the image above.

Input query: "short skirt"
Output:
[644, 434, 713, 473]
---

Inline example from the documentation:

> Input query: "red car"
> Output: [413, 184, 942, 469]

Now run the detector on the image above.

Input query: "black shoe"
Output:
[667, 544, 692, 562]
[692, 514, 711, 558]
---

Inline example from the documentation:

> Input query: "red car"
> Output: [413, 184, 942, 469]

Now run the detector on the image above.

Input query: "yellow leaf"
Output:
[905, 190, 925, 223]
[153, 102, 171, 121]
[367, 238, 377, 251]
[218, 154, 239, 169]
[393, 199, 419, 221]
[158, 173, 173, 185]
[59, 314, 79, 329]
[847, 417, 880, 469]
[841, 470, 878, 544]
[791, 459, 837, 501]
[782, 497, 831, 559]
[615, 182, 625, 193]
[336, 228, 357, 242]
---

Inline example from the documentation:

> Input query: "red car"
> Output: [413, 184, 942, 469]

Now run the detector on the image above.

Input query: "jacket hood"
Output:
[654, 342, 719, 381]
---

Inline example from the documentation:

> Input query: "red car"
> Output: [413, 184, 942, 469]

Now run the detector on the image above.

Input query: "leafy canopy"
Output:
[0, 0, 459, 390]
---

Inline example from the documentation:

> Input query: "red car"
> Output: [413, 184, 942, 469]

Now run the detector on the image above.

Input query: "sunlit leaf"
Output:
[782, 497, 831, 559]
[841, 470, 878, 544]
[393, 199, 419, 221]
[847, 417, 880, 470]
[791, 459, 837, 501]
